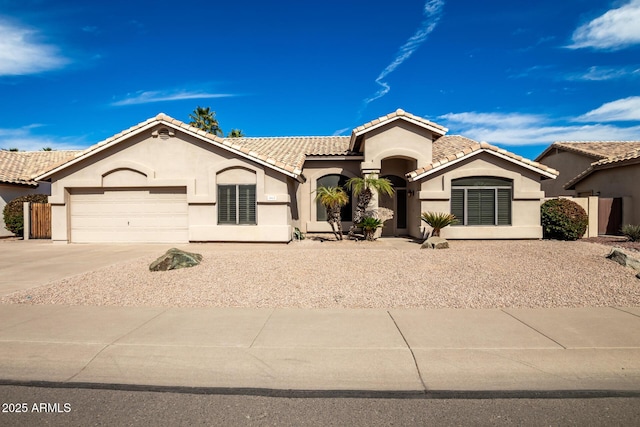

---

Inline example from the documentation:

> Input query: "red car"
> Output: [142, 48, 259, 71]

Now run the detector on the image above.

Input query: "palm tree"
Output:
[345, 175, 394, 238]
[314, 186, 349, 240]
[227, 129, 245, 138]
[189, 106, 223, 136]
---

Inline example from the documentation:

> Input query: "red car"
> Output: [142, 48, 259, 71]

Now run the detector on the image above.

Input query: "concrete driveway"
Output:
[0, 240, 172, 296]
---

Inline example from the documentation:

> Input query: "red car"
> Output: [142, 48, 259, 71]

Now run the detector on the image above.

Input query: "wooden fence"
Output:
[30, 203, 51, 239]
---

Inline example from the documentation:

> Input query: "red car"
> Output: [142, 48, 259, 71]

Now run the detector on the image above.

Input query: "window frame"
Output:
[451, 177, 512, 226]
[217, 184, 257, 225]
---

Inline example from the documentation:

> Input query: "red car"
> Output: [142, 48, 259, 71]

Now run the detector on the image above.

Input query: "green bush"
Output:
[541, 198, 588, 241]
[621, 224, 640, 242]
[2, 194, 48, 237]
[357, 216, 383, 241]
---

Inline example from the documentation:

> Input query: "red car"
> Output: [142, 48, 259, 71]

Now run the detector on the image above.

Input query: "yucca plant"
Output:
[621, 224, 640, 242]
[357, 216, 383, 241]
[314, 186, 349, 240]
[420, 212, 458, 237]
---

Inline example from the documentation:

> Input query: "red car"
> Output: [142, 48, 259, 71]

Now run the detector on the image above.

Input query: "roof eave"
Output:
[35, 118, 304, 182]
[407, 149, 558, 182]
[349, 116, 448, 151]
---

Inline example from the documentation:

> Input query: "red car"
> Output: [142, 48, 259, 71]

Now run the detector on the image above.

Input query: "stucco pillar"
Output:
[23, 202, 30, 240]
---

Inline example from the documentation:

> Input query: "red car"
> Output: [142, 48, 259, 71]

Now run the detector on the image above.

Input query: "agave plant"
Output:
[358, 216, 384, 241]
[420, 212, 458, 237]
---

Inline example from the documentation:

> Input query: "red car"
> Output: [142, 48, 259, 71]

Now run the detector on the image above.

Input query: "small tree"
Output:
[314, 186, 349, 240]
[346, 175, 394, 238]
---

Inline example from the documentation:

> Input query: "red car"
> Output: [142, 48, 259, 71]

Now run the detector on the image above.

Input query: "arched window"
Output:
[451, 177, 512, 226]
[316, 174, 352, 221]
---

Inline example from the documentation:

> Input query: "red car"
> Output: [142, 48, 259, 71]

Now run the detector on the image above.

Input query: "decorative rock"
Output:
[606, 248, 640, 274]
[149, 248, 203, 272]
[421, 236, 449, 249]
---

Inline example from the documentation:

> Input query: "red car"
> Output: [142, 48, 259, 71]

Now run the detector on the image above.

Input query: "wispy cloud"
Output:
[439, 108, 640, 146]
[0, 18, 69, 76]
[111, 89, 237, 106]
[566, 65, 640, 81]
[567, 0, 640, 50]
[0, 125, 86, 151]
[575, 96, 640, 122]
[361, 0, 445, 107]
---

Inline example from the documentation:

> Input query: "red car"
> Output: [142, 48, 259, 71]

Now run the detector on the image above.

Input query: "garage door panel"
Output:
[70, 188, 188, 243]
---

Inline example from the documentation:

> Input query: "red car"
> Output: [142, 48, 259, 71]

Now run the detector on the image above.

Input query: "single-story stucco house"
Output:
[536, 141, 640, 233]
[32, 109, 557, 243]
[0, 150, 79, 237]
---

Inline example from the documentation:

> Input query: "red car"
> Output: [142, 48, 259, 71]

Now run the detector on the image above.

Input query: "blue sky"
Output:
[1, 0, 639, 160]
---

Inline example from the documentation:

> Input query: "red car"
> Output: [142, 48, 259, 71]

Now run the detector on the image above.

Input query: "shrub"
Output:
[540, 198, 588, 241]
[357, 216, 383, 241]
[621, 224, 640, 242]
[2, 194, 48, 237]
[420, 212, 458, 237]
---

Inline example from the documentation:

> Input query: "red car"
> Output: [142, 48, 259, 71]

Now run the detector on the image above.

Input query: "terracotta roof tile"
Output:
[0, 150, 81, 186]
[407, 135, 558, 180]
[550, 141, 640, 159]
[353, 108, 447, 135]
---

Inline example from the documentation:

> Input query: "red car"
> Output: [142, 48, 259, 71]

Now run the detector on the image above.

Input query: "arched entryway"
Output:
[379, 175, 407, 236]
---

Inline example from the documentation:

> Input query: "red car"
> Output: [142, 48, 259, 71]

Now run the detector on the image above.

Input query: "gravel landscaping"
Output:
[2, 239, 639, 309]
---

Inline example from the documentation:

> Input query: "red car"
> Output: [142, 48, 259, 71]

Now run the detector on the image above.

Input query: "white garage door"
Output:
[70, 188, 188, 243]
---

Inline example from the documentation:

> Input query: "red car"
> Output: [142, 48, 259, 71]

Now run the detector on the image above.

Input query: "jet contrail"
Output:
[362, 0, 445, 107]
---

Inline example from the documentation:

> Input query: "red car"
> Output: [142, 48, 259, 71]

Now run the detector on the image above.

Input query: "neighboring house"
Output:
[0, 150, 79, 237]
[536, 141, 640, 233]
[34, 109, 557, 243]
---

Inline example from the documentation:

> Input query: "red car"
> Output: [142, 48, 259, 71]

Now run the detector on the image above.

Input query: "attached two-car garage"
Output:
[69, 187, 188, 243]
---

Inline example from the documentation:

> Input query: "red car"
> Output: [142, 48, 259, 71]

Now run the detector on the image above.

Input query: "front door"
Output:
[379, 175, 407, 236]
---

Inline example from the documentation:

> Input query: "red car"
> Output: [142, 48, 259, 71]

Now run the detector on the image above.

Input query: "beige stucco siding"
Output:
[359, 121, 433, 172]
[538, 149, 596, 197]
[417, 153, 545, 239]
[573, 163, 640, 225]
[299, 159, 361, 233]
[48, 125, 292, 243]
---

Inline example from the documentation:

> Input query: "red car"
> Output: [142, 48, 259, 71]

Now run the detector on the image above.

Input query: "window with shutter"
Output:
[218, 184, 256, 225]
[451, 177, 512, 226]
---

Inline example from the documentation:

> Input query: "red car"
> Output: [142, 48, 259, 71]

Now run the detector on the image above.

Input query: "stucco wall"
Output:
[359, 121, 432, 172]
[0, 183, 51, 237]
[47, 125, 293, 242]
[417, 153, 546, 239]
[573, 163, 640, 225]
[299, 159, 361, 233]
[538, 149, 595, 197]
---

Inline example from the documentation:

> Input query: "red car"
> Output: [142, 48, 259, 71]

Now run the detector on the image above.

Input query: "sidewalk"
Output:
[1, 305, 639, 392]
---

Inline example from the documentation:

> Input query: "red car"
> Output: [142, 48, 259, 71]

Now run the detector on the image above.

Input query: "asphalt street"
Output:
[1, 385, 640, 426]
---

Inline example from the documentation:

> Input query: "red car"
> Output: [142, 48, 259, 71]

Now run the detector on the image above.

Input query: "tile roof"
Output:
[32, 111, 557, 184]
[352, 108, 448, 135]
[406, 135, 558, 180]
[564, 147, 640, 189]
[536, 141, 640, 162]
[0, 150, 80, 186]
[219, 135, 353, 173]
[36, 114, 354, 180]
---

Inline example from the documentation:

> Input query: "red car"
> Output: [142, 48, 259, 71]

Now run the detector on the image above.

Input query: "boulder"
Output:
[421, 236, 449, 249]
[606, 248, 640, 275]
[149, 248, 203, 272]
